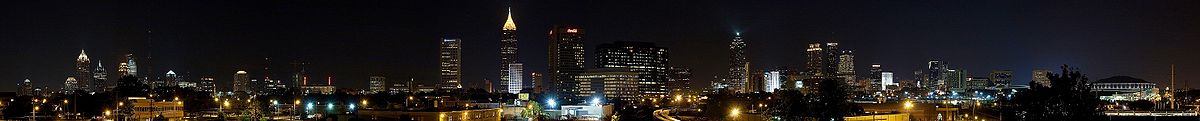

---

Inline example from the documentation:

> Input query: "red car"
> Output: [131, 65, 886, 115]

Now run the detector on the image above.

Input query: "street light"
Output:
[729, 108, 740, 117]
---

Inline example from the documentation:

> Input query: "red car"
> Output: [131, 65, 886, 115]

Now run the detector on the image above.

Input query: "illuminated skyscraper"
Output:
[163, 70, 179, 87]
[548, 25, 585, 101]
[728, 32, 749, 93]
[124, 53, 138, 77]
[805, 42, 839, 82]
[668, 67, 693, 95]
[64, 76, 78, 93]
[19, 79, 34, 96]
[440, 36, 462, 89]
[990, 70, 1014, 89]
[925, 60, 947, 90]
[596, 41, 669, 97]
[234, 70, 249, 93]
[764, 70, 782, 92]
[75, 50, 93, 92]
[868, 64, 883, 92]
[837, 50, 856, 91]
[881, 72, 894, 91]
[1032, 69, 1051, 87]
[577, 68, 640, 102]
[369, 76, 386, 94]
[499, 7, 520, 94]
[507, 63, 524, 94]
[93, 60, 109, 92]
[199, 77, 216, 92]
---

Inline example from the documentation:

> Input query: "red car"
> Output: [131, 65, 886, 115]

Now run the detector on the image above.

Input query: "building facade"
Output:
[1032, 69, 1051, 87]
[990, 70, 1013, 89]
[576, 68, 640, 101]
[595, 41, 669, 97]
[506, 63, 524, 94]
[728, 32, 750, 93]
[499, 8, 520, 95]
[233, 70, 249, 93]
[369, 76, 387, 94]
[548, 25, 586, 102]
[440, 36, 462, 89]
[75, 50, 93, 92]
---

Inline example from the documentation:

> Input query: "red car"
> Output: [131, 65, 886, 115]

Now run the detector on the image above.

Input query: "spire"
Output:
[77, 49, 90, 62]
[502, 7, 517, 30]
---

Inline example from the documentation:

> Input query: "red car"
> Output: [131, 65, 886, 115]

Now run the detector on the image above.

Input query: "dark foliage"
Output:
[1005, 65, 1101, 120]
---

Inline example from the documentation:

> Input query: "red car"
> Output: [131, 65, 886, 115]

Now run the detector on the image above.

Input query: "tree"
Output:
[816, 78, 853, 120]
[1006, 65, 1100, 120]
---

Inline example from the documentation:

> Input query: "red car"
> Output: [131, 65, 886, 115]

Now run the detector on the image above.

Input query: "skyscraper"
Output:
[199, 77, 216, 92]
[75, 50, 93, 92]
[19, 79, 33, 96]
[506, 63, 524, 94]
[531, 72, 544, 94]
[369, 76, 387, 94]
[925, 60, 947, 91]
[668, 67, 693, 95]
[64, 76, 78, 93]
[1032, 69, 1051, 87]
[291, 61, 309, 90]
[576, 68, 640, 102]
[764, 70, 782, 92]
[499, 7, 520, 94]
[836, 50, 856, 91]
[728, 32, 750, 93]
[440, 36, 463, 90]
[881, 71, 894, 91]
[596, 41, 669, 97]
[548, 25, 585, 101]
[164, 70, 180, 87]
[805, 42, 839, 85]
[946, 69, 966, 92]
[234, 70, 249, 93]
[124, 53, 138, 77]
[93, 60, 109, 92]
[869, 64, 883, 92]
[990, 70, 1014, 89]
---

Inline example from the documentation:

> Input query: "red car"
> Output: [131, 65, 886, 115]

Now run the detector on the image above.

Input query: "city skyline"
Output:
[3, 0, 1199, 92]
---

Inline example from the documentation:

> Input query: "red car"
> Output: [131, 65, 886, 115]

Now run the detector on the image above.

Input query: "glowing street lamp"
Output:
[729, 108, 740, 117]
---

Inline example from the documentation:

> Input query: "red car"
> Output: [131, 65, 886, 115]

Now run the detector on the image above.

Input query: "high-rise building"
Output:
[728, 32, 750, 93]
[967, 77, 988, 90]
[668, 67, 693, 95]
[369, 76, 387, 94]
[946, 69, 966, 92]
[531, 72, 544, 94]
[576, 68, 640, 102]
[291, 61, 309, 90]
[548, 25, 585, 101]
[925, 60, 947, 91]
[764, 70, 783, 92]
[990, 70, 1014, 89]
[506, 63, 524, 94]
[93, 60, 109, 92]
[869, 64, 883, 92]
[837, 50, 857, 91]
[1032, 69, 1051, 87]
[64, 76, 79, 93]
[499, 7, 520, 95]
[746, 69, 765, 92]
[199, 77, 215, 92]
[881, 72, 895, 91]
[234, 70, 249, 93]
[163, 70, 180, 88]
[596, 41, 669, 97]
[805, 42, 840, 91]
[440, 36, 463, 90]
[124, 53, 138, 77]
[75, 50, 93, 92]
[19, 79, 34, 96]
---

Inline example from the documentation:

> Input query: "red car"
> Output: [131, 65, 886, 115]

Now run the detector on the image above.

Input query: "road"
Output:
[654, 109, 681, 121]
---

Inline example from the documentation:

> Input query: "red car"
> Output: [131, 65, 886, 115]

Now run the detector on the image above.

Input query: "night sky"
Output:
[2, 0, 1198, 92]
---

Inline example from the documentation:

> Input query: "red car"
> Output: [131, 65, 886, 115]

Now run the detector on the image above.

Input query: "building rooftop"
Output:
[1093, 76, 1151, 84]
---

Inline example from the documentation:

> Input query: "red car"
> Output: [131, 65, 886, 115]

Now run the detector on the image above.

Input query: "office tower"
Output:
[93, 60, 109, 92]
[990, 70, 1014, 89]
[64, 76, 78, 93]
[531, 72, 543, 94]
[596, 41, 670, 97]
[370, 76, 387, 94]
[507, 63, 524, 94]
[668, 67, 693, 95]
[869, 64, 883, 92]
[764, 70, 782, 92]
[124, 53, 138, 77]
[163, 70, 179, 87]
[746, 69, 765, 92]
[925, 60, 947, 91]
[548, 25, 585, 101]
[837, 50, 856, 91]
[440, 36, 463, 90]
[499, 7, 520, 94]
[75, 50, 93, 92]
[805, 42, 840, 80]
[234, 70, 249, 93]
[291, 61, 309, 90]
[1032, 69, 1051, 87]
[946, 69, 966, 92]
[728, 32, 750, 93]
[577, 68, 640, 101]
[967, 77, 988, 90]
[881, 72, 894, 91]
[19, 79, 33, 96]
